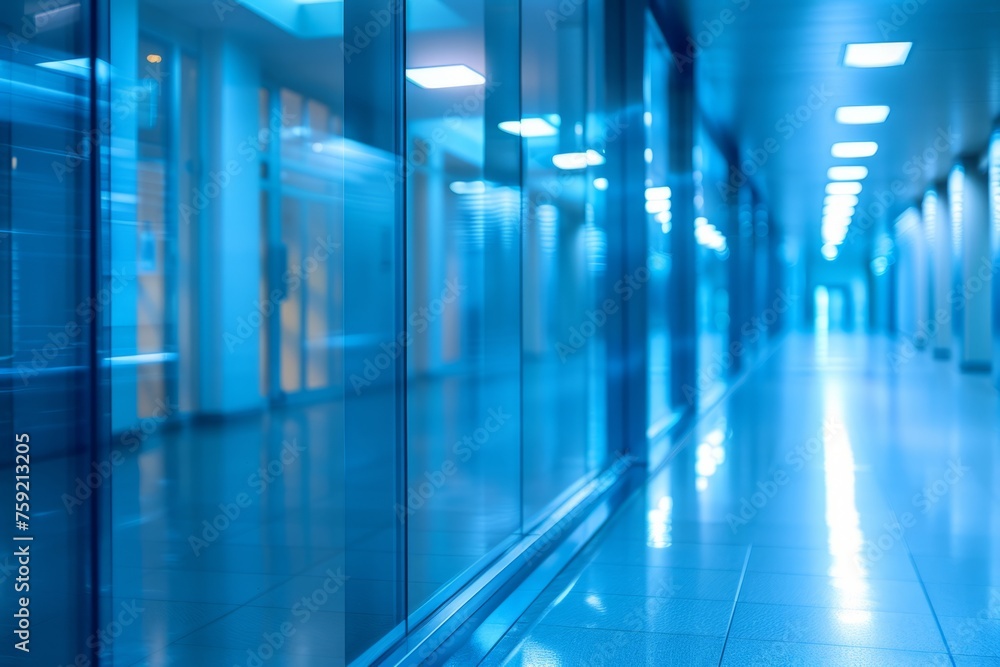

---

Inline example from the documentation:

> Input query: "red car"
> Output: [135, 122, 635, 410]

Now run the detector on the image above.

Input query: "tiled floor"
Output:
[489, 333, 1000, 666]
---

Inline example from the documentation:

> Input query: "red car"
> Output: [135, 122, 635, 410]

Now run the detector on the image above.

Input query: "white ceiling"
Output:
[682, 0, 1000, 253]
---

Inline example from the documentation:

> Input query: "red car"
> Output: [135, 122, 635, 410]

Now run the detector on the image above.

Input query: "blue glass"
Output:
[0, 1, 104, 662]
[521, 0, 609, 525]
[644, 15, 676, 442]
[105, 2, 405, 664]
[404, 0, 522, 617]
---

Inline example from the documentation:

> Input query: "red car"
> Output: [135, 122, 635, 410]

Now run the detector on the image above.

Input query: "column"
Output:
[198, 35, 263, 413]
[957, 158, 993, 372]
[927, 185, 953, 358]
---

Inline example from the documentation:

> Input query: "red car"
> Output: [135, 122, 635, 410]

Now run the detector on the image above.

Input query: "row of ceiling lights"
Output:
[822, 41, 913, 261]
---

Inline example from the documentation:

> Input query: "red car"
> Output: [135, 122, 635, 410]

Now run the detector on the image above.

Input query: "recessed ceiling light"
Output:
[552, 149, 605, 170]
[823, 226, 849, 245]
[827, 182, 863, 195]
[824, 205, 856, 217]
[449, 181, 487, 195]
[405, 65, 485, 89]
[832, 142, 879, 158]
[835, 105, 890, 124]
[498, 118, 558, 137]
[825, 194, 859, 207]
[645, 186, 672, 201]
[843, 42, 913, 68]
[828, 166, 869, 181]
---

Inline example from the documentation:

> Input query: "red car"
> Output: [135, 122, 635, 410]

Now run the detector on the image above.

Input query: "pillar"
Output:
[957, 158, 993, 372]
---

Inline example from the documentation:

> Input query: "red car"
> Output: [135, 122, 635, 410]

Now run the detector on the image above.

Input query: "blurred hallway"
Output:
[4, 0, 1000, 664]
[487, 333, 1000, 665]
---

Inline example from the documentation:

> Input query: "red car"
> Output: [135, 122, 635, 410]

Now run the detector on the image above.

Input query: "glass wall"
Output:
[521, 0, 610, 525]
[106, 1, 404, 664]
[0, 0, 105, 663]
[98, 0, 624, 664]
[644, 13, 677, 439]
[403, 0, 522, 616]
[693, 124, 732, 405]
[1, 0, 789, 663]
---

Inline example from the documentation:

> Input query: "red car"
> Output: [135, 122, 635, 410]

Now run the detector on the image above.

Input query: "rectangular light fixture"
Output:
[836, 105, 891, 124]
[827, 182, 863, 195]
[449, 180, 487, 195]
[405, 65, 485, 89]
[498, 118, 558, 138]
[825, 194, 859, 207]
[828, 166, 869, 181]
[645, 186, 672, 201]
[645, 199, 672, 215]
[552, 149, 605, 170]
[843, 42, 912, 68]
[823, 205, 855, 217]
[832, 142, 879, 158]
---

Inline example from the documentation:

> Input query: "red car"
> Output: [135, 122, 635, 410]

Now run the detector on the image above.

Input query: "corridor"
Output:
[5, 0, 1000, 664]
[487, 333, 1000, 666]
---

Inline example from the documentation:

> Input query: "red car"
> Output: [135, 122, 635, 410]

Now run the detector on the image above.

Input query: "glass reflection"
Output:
[693, 130, 732, 405]
[821, 389, 869, 611]
[522, 0, 608, 523]
[405, 0, 522, 616]
[107, 1, 404, 663]
[645, 14, 676, 439]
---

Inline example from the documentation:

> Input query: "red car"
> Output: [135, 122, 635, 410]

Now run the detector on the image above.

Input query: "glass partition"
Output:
[0, 1, 103, 662]
[521, 0, 609, 525]
[404, 0, 522, 617]
[693, 125, 732, 406]
[106, 2, 404, 664]
[644, 14, 677, 440]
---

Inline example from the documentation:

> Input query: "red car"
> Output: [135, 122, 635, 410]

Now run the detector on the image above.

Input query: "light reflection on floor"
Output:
[496, 333, 1000, 666]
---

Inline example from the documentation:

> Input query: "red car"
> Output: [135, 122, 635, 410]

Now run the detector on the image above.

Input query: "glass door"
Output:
[261, 87, 344, 404]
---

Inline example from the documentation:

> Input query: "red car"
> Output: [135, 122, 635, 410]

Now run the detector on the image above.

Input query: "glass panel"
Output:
[107, 2, 403, 664]
[694, 126, 732, 405]
[1, 0, 103, 662]
[404, 0, 522, 616]
[521, 0, 607, 523]
[645, 15, 675, 437]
